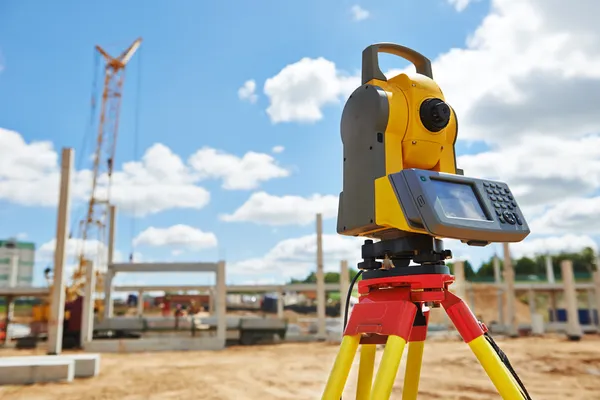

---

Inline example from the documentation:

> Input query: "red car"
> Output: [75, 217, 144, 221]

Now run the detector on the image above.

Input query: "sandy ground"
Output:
[1, 334, 599, 400]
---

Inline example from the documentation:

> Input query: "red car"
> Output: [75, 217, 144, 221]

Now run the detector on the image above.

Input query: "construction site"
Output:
[2, 16, 600, 400]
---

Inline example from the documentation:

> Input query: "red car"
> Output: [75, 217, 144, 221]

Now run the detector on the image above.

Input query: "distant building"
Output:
[0, 239, 35, 287]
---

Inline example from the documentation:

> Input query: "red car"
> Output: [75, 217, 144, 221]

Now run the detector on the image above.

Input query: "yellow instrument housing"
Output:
[337, 44, 459, 240]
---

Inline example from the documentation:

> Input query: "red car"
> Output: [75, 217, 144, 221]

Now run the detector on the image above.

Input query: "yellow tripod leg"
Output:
[321, 334, 361, 400]
[356, 344, 376, 400]
[401, 340, 425, 400]
[369, 335, 407, 400]
[468, 335, 526, 399]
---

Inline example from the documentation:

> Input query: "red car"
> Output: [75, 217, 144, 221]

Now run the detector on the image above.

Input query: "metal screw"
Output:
[412, 140, 417, 145]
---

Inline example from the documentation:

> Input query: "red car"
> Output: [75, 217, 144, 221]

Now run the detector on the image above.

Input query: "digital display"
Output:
[430, 179, 488, 221]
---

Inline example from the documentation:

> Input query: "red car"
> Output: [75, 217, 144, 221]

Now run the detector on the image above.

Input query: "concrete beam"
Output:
[502, 242, 518, 337]
[2, 354, 100, 379]
[0, 356, 75, 385]
[113, 283, 342, 293]
[85, 337, 224, 353]
[109, 262, 219, 273]
[0, 287, 50, 297]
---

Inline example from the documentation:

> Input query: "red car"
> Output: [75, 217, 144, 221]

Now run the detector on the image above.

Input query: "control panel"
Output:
[389, 169, 530, 245]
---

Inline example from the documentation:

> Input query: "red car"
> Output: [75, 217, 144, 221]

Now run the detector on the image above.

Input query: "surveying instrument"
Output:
[321, 43, 532, 400]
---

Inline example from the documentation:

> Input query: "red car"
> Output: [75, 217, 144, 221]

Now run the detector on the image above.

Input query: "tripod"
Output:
[321, 235, 531, 400]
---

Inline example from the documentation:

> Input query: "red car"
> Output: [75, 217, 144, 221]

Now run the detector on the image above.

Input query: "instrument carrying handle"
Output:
[361, 43, 433, 84]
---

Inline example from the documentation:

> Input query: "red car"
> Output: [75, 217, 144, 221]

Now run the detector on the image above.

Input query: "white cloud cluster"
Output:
[271, 145, 285, 154]
[188, 147, 290, 190]
[263, 57, 358, 123]
[350, 5, 370, 21]
[447, 0, 475, 12]
[237, 79, 258, 103]
[221, 192, 338, 226]
[0, 128, 289, 216]
[133, 224, 218, 250]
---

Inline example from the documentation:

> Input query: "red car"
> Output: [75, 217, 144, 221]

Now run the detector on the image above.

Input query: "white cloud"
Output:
[457, 134, 600, 208]
[0, 128, 288, 214]
[238, 79, 258, 103]
[133, 225, 218, 250]
[447, 0, 474, 12]
[229, 234, 365, 279]
[188, 147, 290, 190]
[220, 192, 338, 226]
[271, 145, 285, 154]
[263, 58, 359, 124]
[16, 232, 28, 240]
[350, 5, 370, 21]
[529, 197, 600, 235]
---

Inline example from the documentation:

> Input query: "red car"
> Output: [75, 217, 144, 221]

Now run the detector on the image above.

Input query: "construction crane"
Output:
[69, 38, 142, 304]
[31, 38, 142, 337]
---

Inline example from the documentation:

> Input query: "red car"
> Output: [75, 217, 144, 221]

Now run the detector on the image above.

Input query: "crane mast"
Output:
[71, 38, 142, 299]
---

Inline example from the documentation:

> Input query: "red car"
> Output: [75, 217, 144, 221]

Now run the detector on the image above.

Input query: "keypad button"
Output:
[483, 182, 490, 187]
[490, 195, 497, 201]
[499, 215, 505, 223]
[501, 204, 507, 209]
[495, 209, 502, 216]
[508, 195, 513, 200]
[511, 201, 517, 207]
[493, 189, 500, 195]
[494, 203, 500, 208]
[487, 189, 493, 194]
[514, 213, 523, 225]
[502, 211, 516, 225]
[504, 188, 510, 194]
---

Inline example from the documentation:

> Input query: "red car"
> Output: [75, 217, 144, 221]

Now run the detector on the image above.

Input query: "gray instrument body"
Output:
[390, 169, 530, 244]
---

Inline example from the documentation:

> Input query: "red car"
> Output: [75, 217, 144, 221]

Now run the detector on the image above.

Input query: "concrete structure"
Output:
[502, 242, 518, 337]
[594, 271, 600, 333]
[0, 357, 74, 385]
[0, 239, 35, 287]
[48, 147, 72, 355]
[81, 260, 96, 347]
[316, 213, 326, 339]
[93, 257, 227, 352]
[561, 260, 583, 340]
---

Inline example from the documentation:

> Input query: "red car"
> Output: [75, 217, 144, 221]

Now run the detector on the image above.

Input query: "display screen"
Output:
[430, 179, 488, 221]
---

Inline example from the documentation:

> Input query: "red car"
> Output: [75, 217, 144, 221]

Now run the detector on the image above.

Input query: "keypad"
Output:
[483, 181, 523, 226]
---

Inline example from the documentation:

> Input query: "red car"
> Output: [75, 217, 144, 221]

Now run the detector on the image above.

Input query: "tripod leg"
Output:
[322, 334, 361, 400]
[369, 335, 408, 400]
[356, 344, 376, 400]
[442, 292, 527, 399]
[402, 306, 429, 400]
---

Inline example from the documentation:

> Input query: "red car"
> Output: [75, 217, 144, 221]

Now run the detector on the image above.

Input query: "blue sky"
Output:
[1, 0, 599, 289]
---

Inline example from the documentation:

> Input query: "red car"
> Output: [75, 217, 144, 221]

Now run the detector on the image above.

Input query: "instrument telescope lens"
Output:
[420, 98, 451, 132]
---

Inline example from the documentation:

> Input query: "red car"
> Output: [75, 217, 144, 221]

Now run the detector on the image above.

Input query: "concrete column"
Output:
[216, 261, 227, 346]
[3, 296, 14, 345]
[137, 290, 144, 316]
[468, 284, 476, 313]
[103, 270, 114, 318]
[315, 213, 326, 339]
[502, 243, 518, 337]
[339, 260, 350, 323]
[81, 260, 96, 347]
[48, 147, 73, 355]
[561, 260, 583, 340]
[586, 289, 595, 328]
[277, 288, 284, 319]
[452, 260, 467, 301]
[527, 288, 536, 323]
[493, 255, 504, 325]
[549, 291, 558, 324]
[208, 288, 215, 313]
[545, 255, 555, 284]
[493, 254, 502, 284]
[9, 254, 18, 287]
[593, 271, 600, 332]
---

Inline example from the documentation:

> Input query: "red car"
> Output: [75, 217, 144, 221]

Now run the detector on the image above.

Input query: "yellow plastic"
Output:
[356, 344, 376, 400]
[402, 341, 425, 399]
[370, 335, 407, 400]
[321, 334, 361, 400]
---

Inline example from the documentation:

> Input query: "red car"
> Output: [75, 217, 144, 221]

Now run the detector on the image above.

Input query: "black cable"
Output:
[484, 332, 532, 400]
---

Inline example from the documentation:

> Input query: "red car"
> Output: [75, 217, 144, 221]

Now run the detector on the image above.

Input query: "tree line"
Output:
[288, 247, 597, 284]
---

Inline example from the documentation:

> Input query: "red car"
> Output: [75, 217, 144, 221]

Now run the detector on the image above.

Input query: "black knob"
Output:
[420, 98, 451, 132]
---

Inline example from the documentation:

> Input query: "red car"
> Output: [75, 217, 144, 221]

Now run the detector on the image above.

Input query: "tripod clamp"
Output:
[357, 235, 453, 279]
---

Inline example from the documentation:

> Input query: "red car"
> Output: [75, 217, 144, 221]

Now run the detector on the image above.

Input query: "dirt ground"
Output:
[1, 334, 599, 400]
